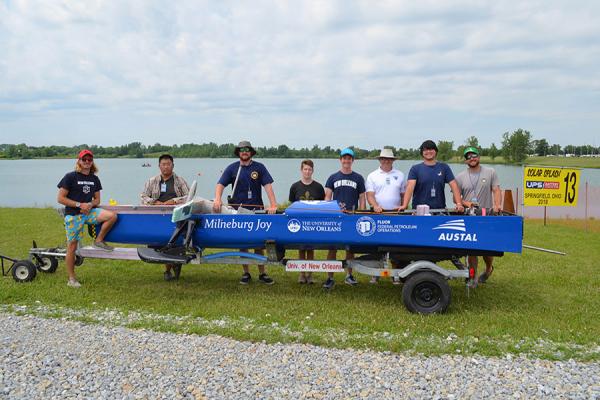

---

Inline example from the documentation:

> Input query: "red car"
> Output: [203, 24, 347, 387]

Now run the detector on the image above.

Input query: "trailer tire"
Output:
[75, 255, 84, 266]
[37, 256, 59, 273]
[12, 260, 37, 283]
[402, 271, 450, 314]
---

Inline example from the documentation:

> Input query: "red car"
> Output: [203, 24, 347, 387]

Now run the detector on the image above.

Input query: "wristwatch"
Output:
[75, 202, 81, 208]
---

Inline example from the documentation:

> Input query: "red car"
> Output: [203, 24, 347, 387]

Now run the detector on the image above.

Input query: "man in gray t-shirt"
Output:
[455, 146, 502, 285]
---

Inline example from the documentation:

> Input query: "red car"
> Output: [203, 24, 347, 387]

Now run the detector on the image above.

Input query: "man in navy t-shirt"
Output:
[213, 140, 278, 285]
[57, 149, 118, 288]
[323, 147, 366, 289]
[400, 140, 464, 212]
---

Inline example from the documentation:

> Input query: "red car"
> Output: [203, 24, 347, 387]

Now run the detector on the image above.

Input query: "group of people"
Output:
[57, 139, 501, 289]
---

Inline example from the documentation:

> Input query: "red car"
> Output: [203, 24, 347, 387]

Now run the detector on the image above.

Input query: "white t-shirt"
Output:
[365, 167, 407, 209]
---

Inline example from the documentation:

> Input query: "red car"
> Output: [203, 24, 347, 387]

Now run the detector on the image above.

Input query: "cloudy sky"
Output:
[1, 0, 599, 149]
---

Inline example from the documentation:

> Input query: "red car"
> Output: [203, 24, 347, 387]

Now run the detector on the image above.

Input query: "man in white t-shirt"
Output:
[366, 148, 407, 284]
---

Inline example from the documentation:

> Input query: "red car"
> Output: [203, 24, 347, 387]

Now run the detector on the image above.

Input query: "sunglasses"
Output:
[465, 154, 479, 160]
[81, 157, 93, 162]
[238, 147, 251, 153]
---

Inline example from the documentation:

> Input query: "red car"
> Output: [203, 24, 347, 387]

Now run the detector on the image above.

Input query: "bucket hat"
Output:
[234, 140, 257, 157]
[378, 148, 397, 159]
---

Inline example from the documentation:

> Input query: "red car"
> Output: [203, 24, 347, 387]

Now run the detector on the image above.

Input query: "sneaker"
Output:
[369, 276, 379, 284]
[322, 278, 335, 290]
[240, 272, 251, 285]
[92, 241, 114, 251]
[392, 276, 401, 285]
[259, 273, 274, 285]
[298, 274, 307, 284]
[67, 278, 81, 288]
[306, 273, 314, 284]
[345, 274, 358, 286]
[173, 264, 182, 280]
[164, 270, 174, 281]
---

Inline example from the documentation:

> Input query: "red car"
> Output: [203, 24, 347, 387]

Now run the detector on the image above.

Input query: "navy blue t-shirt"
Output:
[407, 162, 455, 209]
[325, 171, 365, 211]
[57, 171, 103, 216]
[218, 161, 274, 210]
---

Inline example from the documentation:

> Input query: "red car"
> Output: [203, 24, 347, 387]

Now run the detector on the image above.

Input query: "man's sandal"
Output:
[478, 266, 494, 284]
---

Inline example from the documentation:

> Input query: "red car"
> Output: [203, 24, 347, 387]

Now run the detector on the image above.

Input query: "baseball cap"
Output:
[78, 149, 94, 159]
[340, 148, 355, 158]
[463, 146, 480, 158]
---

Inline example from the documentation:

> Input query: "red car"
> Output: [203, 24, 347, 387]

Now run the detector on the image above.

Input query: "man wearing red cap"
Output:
[57, 149, 117, 288]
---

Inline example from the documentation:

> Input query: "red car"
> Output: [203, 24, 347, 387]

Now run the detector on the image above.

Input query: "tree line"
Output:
[1, 129, 598, 163]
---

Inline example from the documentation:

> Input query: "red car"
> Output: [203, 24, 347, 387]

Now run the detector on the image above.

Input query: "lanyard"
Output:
[468, 169, 481, 195]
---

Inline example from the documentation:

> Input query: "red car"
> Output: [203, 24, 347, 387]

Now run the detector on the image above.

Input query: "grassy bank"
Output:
[1, 208, 598, 360]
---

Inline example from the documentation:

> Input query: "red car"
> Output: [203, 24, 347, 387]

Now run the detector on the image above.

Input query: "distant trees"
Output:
[532, 139, 549, 156]
[488, 143, 500, 160]
[437, 141, 454, 161]
[501, 129, 532, 163]
[1, 133, 598, 162]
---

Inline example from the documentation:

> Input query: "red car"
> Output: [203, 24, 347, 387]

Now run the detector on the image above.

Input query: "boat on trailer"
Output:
[17, 185, 523, 314]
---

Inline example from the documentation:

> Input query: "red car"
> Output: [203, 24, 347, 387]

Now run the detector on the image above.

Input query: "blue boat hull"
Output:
[102, 204, 523, 255]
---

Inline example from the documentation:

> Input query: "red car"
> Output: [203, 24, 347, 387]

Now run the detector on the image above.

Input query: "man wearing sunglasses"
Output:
[57, 149, 117, 288]
[213, 140, 278, 285]
[456, 146, 502, 284]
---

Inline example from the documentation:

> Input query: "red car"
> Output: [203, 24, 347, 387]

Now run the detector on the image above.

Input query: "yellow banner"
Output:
[523, 166, 580, 207]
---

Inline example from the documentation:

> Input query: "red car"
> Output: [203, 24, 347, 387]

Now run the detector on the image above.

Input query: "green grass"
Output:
[1, 208, 599, 360]
[525, 156, 600, 169]
[445, 155, 600, 168]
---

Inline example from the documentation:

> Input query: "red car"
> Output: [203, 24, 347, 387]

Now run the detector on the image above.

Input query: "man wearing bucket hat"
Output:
[456, 146, 502, 284]
[57, 149, 118, 288]
[400, 140, 464, 213]
[365, 148, 406, 284]
[323, 147, 366, 289]
[213, 140, 278, 285]
[366, 148, 406, 213]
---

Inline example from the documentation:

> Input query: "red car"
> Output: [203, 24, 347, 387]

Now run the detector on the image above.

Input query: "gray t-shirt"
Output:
[455, 166, 499, 209]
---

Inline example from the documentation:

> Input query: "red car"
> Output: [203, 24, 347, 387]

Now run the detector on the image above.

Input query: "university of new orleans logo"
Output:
[82, 185, 91, 194]
[287, 219, 301, 233]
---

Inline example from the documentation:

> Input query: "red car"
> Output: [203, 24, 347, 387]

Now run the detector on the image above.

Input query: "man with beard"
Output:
[456, 146, 502, 284]
[213, 141, 277, 285]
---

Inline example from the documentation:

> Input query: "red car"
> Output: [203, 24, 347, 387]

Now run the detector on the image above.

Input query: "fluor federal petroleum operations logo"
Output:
[356, 216, 376, 236]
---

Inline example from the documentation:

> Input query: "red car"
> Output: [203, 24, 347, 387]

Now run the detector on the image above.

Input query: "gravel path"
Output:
[1, 313, 598, 399]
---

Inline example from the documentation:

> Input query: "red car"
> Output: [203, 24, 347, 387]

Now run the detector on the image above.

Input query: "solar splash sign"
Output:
[523, 166, 580, 207]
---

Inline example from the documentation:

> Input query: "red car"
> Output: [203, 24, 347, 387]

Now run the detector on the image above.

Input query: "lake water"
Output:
[1, 158, 599, 214]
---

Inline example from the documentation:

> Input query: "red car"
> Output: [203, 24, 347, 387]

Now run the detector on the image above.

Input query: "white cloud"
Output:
[1, 0, 600, 148]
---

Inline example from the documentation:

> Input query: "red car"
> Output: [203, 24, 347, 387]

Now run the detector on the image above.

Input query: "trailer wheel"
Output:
[12, 260, 37, 283]
[75, 255, 84, 266]
[36, 256, 59, 273]
[402, 271, 451, 314]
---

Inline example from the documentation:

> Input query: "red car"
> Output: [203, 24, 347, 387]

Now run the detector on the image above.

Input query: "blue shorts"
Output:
[64, 208, 102, 242]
